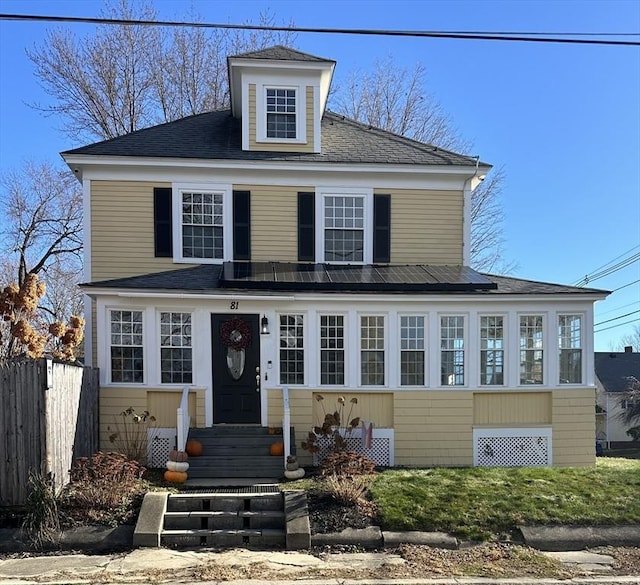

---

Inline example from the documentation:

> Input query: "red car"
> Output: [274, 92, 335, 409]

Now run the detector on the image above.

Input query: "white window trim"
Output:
[478, 313, 508, 387]
[277, 312, 307, 386]
[256, 83, 307, 144]
[557, 312, 585, 386]
[438, 313, 467, 388]
[316, 187, 374, 265]
[157, 309, 194, 387]
[398, 313, 428, 388]
[358, 313, 387, 388]
[106, 307, 147, 386]
[172, 183, 233, 264]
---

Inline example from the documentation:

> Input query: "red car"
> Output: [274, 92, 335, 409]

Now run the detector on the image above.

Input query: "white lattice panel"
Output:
[312, 429, 394, 466]
[147, 428, 176, 468]
[473, 428, 552, 467]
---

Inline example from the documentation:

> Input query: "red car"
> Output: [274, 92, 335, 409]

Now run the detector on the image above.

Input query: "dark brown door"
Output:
[211, 314, 261, 424]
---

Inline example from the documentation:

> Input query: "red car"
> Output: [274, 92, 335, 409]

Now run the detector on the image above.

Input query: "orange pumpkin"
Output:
[185, 439, 203, 457]
[168, 449, 189, 462]
[164, 470, 188, 483]
[269, 441, 284, 456]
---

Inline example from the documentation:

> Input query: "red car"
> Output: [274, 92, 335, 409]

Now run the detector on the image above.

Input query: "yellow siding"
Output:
[238, 184, 308, 261]
[91, 180, 194, 281]
[474, 392, 552, 425]
[248, 83, 315, 153]
[552, 388, 596, 467]
[310, 392, 393, 428]
[99, 387, 206, 451]
[386, 189, 463, 264]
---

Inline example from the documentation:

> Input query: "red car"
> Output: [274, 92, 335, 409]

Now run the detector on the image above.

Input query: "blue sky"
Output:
[0, 0, 639, 351]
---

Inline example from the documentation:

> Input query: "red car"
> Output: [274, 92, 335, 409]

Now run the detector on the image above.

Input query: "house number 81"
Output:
[230, 301, 239, 310]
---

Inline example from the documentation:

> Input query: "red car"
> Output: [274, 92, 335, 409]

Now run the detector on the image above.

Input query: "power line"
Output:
[574, 251, 640, 287]
[598, 300, 640, 316]
[573, 245, 640, 286]
[595, 318, 640, 333]
[594, 310, 640, 327]
[613, 279, 640, 293]
[0, 14, 639, 46]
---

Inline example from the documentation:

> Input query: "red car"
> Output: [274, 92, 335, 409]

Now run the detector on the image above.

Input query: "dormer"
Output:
[227, 46, 335, 154]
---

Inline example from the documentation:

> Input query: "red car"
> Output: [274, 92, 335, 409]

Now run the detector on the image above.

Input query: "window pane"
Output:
[324, 196, 365, 261]
[520, 315, 543, 384]
[320, 315, 344, 385]
[441, 316, 464, 385]
[159, 312, 192, 384]
[280, 314, 304, 384]
[559, 315, 582, 383]
[480, 316, 504, 385]
[110, 310, 143, 383]
[181, 192, 223, 259]
[401, 316, 425, 385]
[361, 316, 384, 385]
[266, 88, 297, 138]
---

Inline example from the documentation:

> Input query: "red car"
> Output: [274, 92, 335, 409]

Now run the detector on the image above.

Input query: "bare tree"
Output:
[0, 160, 82, 290]
[28, 0, 296, 142]
[618, 324, 640, 352]
[331, 57, 512, 272]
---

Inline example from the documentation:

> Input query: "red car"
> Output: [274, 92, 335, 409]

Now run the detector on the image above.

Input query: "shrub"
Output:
[108, 407, 158, 464]
[320, 450, 376, 477]
[324, 474, 374, 506]
[21, 471, 60, 549]
[302, 394, 362, 454]
[60, 452, 147, 526]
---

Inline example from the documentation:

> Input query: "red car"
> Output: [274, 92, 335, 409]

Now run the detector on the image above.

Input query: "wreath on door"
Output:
[220, 318, 252, 351]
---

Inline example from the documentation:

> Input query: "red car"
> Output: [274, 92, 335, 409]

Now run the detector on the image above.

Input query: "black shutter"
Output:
[373, 194, 391, 263]
[233, 190, 251, 260]
[298, 192, 315, 262]
[153, 187, 173, 258]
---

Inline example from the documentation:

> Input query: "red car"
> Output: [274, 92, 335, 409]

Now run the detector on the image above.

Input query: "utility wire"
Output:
[594, 310, 640, 327]
[598, 300, 640, 316]
[595, 318, 640, 333]
[613, 279, 640, 293]
[574, 252, 640, 287]
[0, 14, 639, 46]
[573, 245, 640, 286]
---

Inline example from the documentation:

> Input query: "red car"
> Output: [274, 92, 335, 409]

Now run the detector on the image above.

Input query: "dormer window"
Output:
[266, 88, 297, 139]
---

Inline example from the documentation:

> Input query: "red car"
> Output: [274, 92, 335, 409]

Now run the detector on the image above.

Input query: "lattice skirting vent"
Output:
[312, 429, 394, 466]
[473, 428, 552, 467]
[147, 428, 177, 468]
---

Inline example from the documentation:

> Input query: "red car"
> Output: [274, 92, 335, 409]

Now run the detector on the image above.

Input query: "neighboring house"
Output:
[62, 46, 608, 469]
[595, 347, 640, 448]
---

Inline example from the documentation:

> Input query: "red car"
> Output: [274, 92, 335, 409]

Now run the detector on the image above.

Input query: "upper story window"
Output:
[324, 196, 365, 262]
[400, 316, 425, 386]
[173, 184, 232, 263]
[441, 316, 465, 386]
[110, 310, 143, 384]
[160, 312, 192, 384]
[181, 191, 223, 259]
[558, 314, 582, 384]
[266, 88, 297, 139]
[480, 316, 504, 385]
[279, 314, 305, 385]
[520, 315, 544, 384]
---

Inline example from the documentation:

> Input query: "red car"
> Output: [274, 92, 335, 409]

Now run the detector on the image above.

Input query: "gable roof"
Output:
[595, 351, 640, 393]
[81, 262, 608, 297]
[230, 45, 335, 63]
[62, 110, 482, 168]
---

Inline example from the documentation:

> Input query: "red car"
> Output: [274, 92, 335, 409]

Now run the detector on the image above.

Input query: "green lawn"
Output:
[368, 458, 640, 540]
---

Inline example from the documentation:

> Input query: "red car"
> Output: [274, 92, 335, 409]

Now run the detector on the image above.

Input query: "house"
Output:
[62, 46, 608, 470]
[595, 347, 640, 448]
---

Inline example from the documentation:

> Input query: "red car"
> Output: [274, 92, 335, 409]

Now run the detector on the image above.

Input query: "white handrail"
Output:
[176, 386, 191, 452]
[283, 386, 291, 468]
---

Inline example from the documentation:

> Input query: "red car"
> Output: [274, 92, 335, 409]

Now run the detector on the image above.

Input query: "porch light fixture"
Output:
[260, 315, 270, 335]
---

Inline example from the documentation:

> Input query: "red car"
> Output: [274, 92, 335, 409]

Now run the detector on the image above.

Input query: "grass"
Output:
[367, 458, 640, 540]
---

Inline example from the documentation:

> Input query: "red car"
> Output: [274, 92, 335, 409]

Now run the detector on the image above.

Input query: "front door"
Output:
[211, 313, 261, 424]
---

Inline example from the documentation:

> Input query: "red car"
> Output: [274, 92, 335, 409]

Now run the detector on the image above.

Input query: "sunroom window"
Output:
[160, 312, 192, 384]
[320, 315, 345, 385]
[558, 314, 582, 384]
[480, 316, 504, 385]
[361, 316, 385, 385]
[279, 314, 304, 385]
[520, 315, 544, 384]
[400, 316, 425, 386]
[110, 310, 143, 383]
[441, 316, 465, 385]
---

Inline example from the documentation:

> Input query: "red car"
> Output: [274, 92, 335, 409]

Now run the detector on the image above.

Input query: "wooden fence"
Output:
[0, 359, 99, 506]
